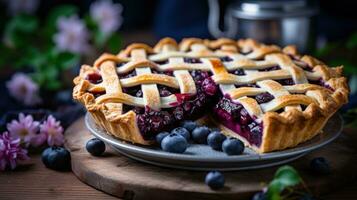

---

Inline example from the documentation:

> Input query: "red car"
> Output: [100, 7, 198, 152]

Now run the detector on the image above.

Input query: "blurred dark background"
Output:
[1, 0, 356, 44]
[0, 0, 356, 126]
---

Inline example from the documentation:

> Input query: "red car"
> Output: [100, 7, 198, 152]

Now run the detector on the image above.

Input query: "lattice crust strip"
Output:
[76, 38, 348, 119]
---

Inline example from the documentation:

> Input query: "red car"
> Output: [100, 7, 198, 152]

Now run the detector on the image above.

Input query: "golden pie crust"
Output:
[73, 38, 349, 153]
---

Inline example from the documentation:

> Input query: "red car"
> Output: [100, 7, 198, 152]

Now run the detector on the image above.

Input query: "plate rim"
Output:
[85, 113, 343, 163]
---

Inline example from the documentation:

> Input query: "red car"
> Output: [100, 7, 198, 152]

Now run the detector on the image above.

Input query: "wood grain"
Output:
[64, 117, 357, 200]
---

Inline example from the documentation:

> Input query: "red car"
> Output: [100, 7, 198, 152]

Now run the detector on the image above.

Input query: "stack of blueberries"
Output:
[156, 120, 245, 155]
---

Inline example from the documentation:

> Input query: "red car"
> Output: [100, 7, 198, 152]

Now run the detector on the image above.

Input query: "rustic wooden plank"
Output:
[64, 117, 357, 200]
[0, 153, 117, 200]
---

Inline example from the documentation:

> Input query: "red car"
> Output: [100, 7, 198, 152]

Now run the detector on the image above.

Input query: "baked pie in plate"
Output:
[73, 38, 349, 153]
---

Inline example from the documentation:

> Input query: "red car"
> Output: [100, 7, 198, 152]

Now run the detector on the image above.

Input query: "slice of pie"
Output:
[73, 38, 349, 153]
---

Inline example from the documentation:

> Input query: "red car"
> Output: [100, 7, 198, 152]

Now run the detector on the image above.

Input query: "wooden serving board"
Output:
[64, 117, 357, 200]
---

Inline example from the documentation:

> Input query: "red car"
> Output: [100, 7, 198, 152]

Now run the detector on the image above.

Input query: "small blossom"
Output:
[6, 73, 42, 106]
[90, 0, 123, 36]
[39, 115, 64, 147]
[5, 0, 40, 16]
[7, 113, 40, 147]
[53, 15, 90, 54]
[0, 132, 30, 171]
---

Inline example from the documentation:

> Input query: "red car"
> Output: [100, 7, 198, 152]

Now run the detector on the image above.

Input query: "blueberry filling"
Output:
[116, 62, 127, 68]
[158, 85, 179, 97]
[276, 78, 295, 85]
[258, 65, 281, 72]
[239, 50, 252, 55]
[152, 69, 174, 76]
[90, 90, 106, 98]
[86, 73, 103, 84]
[235, 83, 259, 88]
[184, 57, 202, 64]
[154, 60, 169, 65]
[220, 56, 233, 62]
[123, 86, 143, 97]
[288, 54, 314, 72]
[252, 92, 274, 104]
[118, 70, 137, 79]
[231, 69, 245, 76]
[213, 96, 263, 147]
[122, 70, 219, 140]
[308, 79, 334, 90]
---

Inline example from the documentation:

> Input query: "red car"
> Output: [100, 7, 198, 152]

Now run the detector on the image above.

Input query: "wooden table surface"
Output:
[0, 132, 356, 200]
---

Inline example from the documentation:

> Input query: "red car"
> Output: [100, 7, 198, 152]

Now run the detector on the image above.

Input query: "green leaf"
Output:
[45, 5, 78, 36]
[56, 52, 80, 70]
[84, 14, 98, 31]
[315, 43, 338, 57]
[94, 29, 108, 47]
[107, 34, 122, 53]
[274, 165, 301, 187]
[266, 166, 302, 199]
[329, 60, 357, 75]
[4, 14, 38, 48]
[347, 32, 357, 49]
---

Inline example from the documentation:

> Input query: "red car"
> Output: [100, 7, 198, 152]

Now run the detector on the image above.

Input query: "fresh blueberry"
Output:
[86, 138, 106, 156]
[207, 131, 226, 151]
[310, 157, 331, 175]
[192, 126, 211, 144]
[251, 192, 267, 200]
[205, 171, 225, 190]
[42, 146, 71, 171]
[171, 127, 190, 141]
[181, 120, 198, 132]
[156, 131, 170, 144]
[161, 133, 188, 153]
[222, 137, 245, 155]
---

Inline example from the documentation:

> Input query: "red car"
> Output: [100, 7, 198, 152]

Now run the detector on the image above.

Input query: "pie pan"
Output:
[85, 113, 343, 171]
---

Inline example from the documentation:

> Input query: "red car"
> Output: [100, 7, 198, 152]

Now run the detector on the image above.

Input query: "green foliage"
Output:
[315, 32, 357, 76]
[1, 4, 122, 92]
[343, 108, 357, 128]
[266, 165, 302, 200]
[4, 14, 38, 48]
[29, 48, 80, 90]
[45, 5, 78, 37]
[347, 33, 357, 49]
[107, 34, 122, 53]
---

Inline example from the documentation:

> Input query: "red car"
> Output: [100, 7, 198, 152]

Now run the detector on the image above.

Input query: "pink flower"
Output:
[0, 132, 30, 171]
[90, 0, 123, 36]
[6, 73, 42, 106]
[38, 115, 64, 147]
[7, 113, 40, 147]
[53, 15, 90, 54]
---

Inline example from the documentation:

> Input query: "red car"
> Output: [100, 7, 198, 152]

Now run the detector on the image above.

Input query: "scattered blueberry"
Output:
[207, 131, 226, 151]
[41, 146, 71, 171]
[192, 126, 211, 144]
[161, 133, 188, 153]
[181, 120, 198, 132]
[86, 138, 106, 156]
[310, 157, 331, 175]
[171, 127, 190, 141]
[251, 192, 267, 200]
[205, 171, 225, 190]
[222, 137, 245, 155]
[156, 131, 170, 144]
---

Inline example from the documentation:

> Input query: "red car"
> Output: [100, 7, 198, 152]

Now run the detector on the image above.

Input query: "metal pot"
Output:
[208, 0, 318, 52]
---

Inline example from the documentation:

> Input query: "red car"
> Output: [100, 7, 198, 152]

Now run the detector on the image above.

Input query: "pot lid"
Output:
[230, 0, 318, 19]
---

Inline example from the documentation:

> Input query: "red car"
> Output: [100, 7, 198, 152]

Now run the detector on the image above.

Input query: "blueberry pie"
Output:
[73, 38, 349, 153]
